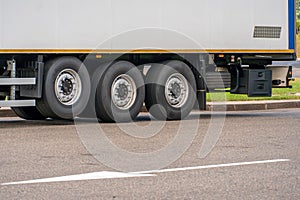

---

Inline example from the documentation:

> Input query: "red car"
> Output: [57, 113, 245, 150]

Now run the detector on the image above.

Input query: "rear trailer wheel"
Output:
[95, 61, 145, 122]
[145, 60, 197, 120]
[36, 57, 90, 120]
[11, 107, 46, 120]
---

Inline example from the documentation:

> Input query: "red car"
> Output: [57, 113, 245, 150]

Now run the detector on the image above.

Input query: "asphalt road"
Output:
[0, 109, 299, 199]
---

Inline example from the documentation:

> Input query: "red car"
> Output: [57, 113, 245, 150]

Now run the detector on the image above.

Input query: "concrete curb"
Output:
[1, 100, 300, 118]
[206, 100, 300, 111]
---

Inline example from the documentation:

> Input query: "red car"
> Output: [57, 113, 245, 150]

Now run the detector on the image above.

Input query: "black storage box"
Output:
[231, 69, 272, 97]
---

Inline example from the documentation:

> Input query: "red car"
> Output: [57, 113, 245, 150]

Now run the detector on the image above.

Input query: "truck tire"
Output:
[36, 57, 90, 120]
[145, 60, 196, 120]
[77, 63, 110, 118]
[11, 107, 46, 120]
[95, 61, 145, 122]
[0, 96, 5, 109]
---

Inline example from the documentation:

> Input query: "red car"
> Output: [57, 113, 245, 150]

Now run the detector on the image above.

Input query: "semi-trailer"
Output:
[0, 0, 296, 122]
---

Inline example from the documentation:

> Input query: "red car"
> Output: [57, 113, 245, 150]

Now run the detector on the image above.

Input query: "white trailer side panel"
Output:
[0, 0, 293, 51]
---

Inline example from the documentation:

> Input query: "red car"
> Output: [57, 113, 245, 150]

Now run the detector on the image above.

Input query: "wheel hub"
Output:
[61, 78, 74, 95]
[111, 74, 136, 110]
[116, 83, 129, 100]
[54, 69, 82, 106]
[165, 73, 189, 108]
[170, 82, 182, 99]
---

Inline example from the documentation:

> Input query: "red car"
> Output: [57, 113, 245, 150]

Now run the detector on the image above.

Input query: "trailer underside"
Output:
[0, 51, 295, 121]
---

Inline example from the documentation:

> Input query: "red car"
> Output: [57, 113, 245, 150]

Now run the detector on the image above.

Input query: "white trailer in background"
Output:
[0, 0, 296, 122]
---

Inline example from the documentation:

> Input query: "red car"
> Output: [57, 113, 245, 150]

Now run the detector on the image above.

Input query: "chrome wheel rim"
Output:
[54, 69, 82, 106]
[165, 73, 189, 108]
[111, 74, 137, 110]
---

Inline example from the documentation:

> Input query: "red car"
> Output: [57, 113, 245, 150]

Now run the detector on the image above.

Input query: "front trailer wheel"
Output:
[36, 57, 90, 120]
[95, 61, 145, 122]
[0, 96, 5, 109]
[11, 107, 46, 120]
[145, 60, 197, 120]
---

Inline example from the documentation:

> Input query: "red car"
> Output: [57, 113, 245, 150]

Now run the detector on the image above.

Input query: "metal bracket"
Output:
[230, 66, 240, 93]
[0, 78, 36, 85]
[0, 100, 35, 107]
[7, 60, 17, 100]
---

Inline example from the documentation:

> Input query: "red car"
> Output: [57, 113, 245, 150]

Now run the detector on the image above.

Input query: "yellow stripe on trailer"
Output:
[0, 49, 295, 54]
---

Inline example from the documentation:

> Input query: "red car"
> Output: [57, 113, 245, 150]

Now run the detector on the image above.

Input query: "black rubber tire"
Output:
[0, 96, 6, 109]
[11, 107, 46, 120]
[78, 62, 111, 118]
[145, 60, 197, 120]
[36, 57, 90, 120]
[95, 61, 145, 122]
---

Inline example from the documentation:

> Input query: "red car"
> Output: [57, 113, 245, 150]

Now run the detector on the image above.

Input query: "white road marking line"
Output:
[134, 159, 290, 174]
[1, 171, 155, 186]
[1, 159, 290, 186]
